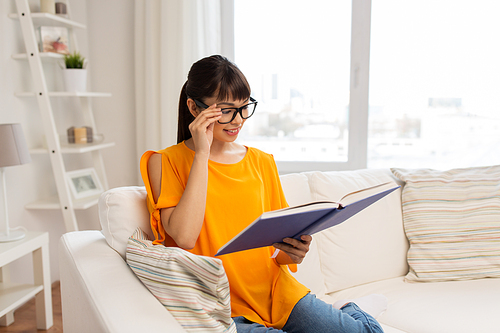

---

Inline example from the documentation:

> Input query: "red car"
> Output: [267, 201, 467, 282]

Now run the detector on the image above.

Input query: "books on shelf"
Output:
[215, 182, 400, 256]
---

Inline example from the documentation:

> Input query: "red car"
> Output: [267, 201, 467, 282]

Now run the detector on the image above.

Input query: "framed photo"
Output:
[66, 168, 103, 200]
[38, 26, 70, 55]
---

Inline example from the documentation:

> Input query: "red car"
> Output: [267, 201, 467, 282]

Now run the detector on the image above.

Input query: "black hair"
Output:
[177, 55, 251, 143]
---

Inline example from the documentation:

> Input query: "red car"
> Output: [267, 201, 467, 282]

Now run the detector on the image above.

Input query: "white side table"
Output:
[0, 231, 53, 329]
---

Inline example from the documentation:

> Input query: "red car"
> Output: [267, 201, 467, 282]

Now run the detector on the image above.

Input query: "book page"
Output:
[262, 201, 340, 218]
[337, 181, 394, 207]
[263, 182, 395, 217]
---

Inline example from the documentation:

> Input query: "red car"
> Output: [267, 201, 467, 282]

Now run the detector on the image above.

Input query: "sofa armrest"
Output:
[59, 230, 186, 333]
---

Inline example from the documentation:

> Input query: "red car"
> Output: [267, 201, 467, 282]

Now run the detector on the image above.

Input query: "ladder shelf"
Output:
[8, 12, 86, 29]
[12, 52, 64, 60]
[11, 0, 113, 232]
[30, 142, 116, 155]
[25, 195, 100, 211]
[15, 92, 112, 97]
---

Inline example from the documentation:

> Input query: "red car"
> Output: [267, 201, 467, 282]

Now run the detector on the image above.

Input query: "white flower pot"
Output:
[63, 69, 87, 92]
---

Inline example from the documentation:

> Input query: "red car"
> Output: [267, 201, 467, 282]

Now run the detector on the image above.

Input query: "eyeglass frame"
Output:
[191, 97, 258, 124]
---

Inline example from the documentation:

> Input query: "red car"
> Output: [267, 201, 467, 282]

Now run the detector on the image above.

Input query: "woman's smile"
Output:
[224, 127, 241, 136]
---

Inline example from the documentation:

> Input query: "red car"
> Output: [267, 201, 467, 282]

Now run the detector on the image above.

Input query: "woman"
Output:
[140, 55, 385, 332]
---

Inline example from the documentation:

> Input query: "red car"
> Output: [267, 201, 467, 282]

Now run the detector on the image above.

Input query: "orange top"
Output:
[140, 142, 309, 329]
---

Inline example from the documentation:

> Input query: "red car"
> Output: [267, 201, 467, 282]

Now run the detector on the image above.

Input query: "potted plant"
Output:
[62, 51, 87, 92]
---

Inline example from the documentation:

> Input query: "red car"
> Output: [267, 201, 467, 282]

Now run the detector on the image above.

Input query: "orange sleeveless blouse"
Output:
[140, 142, 309, 328]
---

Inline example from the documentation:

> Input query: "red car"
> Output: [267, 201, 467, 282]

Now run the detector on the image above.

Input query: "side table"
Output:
[0, 231, 53, 329]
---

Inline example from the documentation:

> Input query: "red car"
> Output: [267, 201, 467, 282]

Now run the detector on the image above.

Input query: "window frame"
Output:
[224, 0, 372, 173]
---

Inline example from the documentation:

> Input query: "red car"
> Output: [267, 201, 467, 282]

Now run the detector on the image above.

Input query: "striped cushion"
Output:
[126, 228, 236, 333]
[391, 165, 500, 282]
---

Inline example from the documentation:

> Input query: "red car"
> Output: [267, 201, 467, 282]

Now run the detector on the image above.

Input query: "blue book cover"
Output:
[215, 184, 400, 256]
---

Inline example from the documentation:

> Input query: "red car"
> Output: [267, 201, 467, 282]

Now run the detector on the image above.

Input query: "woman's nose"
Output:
[231, 110, 244, 124]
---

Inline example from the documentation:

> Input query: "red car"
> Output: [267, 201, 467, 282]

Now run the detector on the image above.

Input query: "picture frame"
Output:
[38, 26, 70, 55]
[66, 168, 103, 200]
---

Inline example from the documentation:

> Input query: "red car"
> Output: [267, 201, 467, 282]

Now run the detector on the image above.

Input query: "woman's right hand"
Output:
[188, 104, 221, 154]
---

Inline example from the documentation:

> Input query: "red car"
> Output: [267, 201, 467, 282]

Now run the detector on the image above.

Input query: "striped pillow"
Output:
[126, 228, 236, 333]
[391, 165, 500, 282]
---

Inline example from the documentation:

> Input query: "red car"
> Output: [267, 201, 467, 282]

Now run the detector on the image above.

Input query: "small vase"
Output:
[63, 69, 87, 92]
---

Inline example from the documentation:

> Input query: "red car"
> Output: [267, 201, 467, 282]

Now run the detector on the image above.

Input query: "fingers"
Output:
[273, 235, 312, 264]
[282, 235, 312, 251]
[188, 104, 221, 152]
[189, 115, 220, 134]
[300, 235, 312, 244]
[189, 104, 221, 129]
[273, 243, 305, 264]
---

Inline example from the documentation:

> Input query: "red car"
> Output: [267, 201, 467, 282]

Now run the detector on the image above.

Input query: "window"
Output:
[234, 0, 358, 172]
[368, 0, 500, 169]
[234, 1, 499, 172]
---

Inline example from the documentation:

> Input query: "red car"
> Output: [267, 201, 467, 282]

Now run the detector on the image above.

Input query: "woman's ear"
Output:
[187, 99, 199, 118]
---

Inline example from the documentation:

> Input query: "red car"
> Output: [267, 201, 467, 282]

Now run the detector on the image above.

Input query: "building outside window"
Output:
[234, 0, 352, 167]
[234, 0, 500, 172]
[368, 0, 500, 169]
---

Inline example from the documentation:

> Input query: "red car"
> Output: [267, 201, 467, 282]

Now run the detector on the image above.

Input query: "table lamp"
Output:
[0, 124, 31, 242]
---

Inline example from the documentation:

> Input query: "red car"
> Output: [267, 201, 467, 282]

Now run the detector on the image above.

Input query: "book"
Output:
[215, 182, 400, 256]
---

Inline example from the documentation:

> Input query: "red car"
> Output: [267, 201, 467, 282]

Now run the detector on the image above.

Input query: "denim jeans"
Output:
[233, 293, 384, 333]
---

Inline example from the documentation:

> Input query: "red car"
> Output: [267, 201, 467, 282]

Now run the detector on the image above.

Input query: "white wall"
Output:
[0, 0, 137, 284]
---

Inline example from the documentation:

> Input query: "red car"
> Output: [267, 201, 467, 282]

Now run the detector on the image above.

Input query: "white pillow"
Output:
[99, 186, 152, 259]
[306, 169, 409, 293]
[279, 173, 327, 298]
[392, 165, 500, 282]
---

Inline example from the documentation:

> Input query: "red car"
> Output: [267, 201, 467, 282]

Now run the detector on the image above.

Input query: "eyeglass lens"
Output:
[218, 103, 257, 124]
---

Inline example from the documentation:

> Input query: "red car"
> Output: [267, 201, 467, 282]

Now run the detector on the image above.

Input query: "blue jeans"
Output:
[233, 293, 384, 333]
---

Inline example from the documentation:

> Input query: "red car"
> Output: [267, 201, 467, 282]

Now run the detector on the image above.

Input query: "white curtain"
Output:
[134, 0, 222, 168]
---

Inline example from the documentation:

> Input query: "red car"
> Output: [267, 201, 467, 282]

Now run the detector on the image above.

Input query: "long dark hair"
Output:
[177, 55, 251, 143]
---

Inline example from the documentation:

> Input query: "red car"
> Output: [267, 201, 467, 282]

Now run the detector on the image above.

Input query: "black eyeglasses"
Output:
[193, 97, 258, 124]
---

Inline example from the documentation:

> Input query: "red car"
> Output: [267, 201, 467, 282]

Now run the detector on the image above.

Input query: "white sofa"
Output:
[59, 168, 500, 333]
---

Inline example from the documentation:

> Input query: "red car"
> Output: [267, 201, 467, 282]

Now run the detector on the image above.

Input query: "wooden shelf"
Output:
[25, 194, 101, 210]
[0, 283, 44, 317]
[12, 52, 64, 61]
[30, 141, 115, 154]
[15, 91, 112, 98]
[9, 12, 86, 29]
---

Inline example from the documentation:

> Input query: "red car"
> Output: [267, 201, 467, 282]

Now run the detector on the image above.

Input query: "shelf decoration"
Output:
[61, 51, 87, 92]
[67, 126, 93, 144]
[55, 2, 67, 16]
[38, 26, 70, 55]
[66, 168, 103, 200]
[40, 0, 56, 14]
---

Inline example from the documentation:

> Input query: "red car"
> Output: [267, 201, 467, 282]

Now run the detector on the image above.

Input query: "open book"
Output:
[215, 182, 400, 256]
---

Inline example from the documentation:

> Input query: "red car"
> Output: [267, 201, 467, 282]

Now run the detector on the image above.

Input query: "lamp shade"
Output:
[0, 123, 31, 167]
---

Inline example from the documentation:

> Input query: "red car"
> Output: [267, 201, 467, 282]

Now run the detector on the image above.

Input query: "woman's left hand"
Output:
[273, 235, 312, 264]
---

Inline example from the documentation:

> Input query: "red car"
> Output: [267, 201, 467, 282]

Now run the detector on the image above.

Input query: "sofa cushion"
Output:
[99, 186, 151, 259]
[326, 276, 500, 333]
[126, 228, 236, 333]
[305, 169, 408, 293]
[391, 165, 500, 282]
[279, 173, 313, 207]
[279, 173, 327, 298]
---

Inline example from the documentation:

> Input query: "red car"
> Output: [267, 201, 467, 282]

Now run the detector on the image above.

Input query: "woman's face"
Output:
[200, 96, 250, 143]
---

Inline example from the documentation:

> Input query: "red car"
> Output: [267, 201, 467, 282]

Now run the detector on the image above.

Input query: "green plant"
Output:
[64, 51, 85, 69]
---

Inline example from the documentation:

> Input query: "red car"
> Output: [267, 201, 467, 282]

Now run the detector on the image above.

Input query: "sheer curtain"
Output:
[134, 0, 222, 167]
